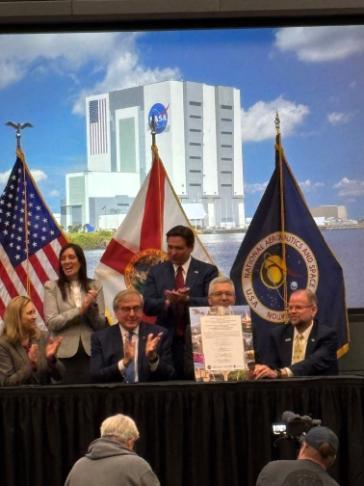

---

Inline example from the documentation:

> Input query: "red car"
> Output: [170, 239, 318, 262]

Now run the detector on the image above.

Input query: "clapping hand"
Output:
[145, 332, 163, 360]
[46, 336, 63, 360]
[165, 287, 190, 305]
[27, 343, 39, 365]
[123, 338, 136, 367]
[80, 289, 99, 314]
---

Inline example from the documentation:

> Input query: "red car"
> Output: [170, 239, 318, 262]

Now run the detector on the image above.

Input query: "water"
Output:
[86, 228, 364, 308]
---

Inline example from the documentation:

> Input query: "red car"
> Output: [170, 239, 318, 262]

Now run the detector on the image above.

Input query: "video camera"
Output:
[272, 411, 322, 459]
[272, 411, 321, 438]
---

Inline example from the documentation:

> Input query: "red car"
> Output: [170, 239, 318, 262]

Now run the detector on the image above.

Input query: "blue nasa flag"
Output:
[230, 134, 349, 361]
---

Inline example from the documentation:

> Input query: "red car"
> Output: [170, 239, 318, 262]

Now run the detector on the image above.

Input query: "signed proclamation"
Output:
[200, 314, 245, 371]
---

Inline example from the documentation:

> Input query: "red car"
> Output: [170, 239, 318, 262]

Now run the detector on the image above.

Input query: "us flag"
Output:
[88, 97, 108, 156]
[0, 150, 67, 328]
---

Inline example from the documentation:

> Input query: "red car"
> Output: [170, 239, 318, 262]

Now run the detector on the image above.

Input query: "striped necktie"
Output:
[125, 331, 136, 384]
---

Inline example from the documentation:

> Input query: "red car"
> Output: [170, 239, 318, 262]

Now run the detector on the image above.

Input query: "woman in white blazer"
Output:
[44, 243, 106, 383]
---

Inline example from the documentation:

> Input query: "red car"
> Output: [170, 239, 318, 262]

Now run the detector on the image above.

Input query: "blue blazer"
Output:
[263, 320, 338, 376]
[143, 257, 218, 331]
[90, 322, 175, 383]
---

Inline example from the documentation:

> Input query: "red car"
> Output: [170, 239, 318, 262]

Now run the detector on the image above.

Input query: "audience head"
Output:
[299, 426, 338, 470]
[3, 295, 38, 343]
[100, 413, 140, 450]
[208, 276, 236, 307]
[166, 225, 194, 265]
[113, 289, 144, 330]
[288, 289, 318, 331]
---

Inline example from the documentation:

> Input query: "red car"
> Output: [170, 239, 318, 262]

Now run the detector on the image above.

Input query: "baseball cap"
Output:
[304, 426, 339, 454]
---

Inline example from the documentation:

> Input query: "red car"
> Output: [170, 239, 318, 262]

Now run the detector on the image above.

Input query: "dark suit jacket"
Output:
[263, 320, 338, 376]
[143, 257, 218, 332]
[0, 332, 65, 386]
[90, 322, 175, 383]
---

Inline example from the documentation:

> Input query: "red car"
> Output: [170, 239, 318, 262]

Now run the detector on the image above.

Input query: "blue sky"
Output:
[0, 26, 364, 218]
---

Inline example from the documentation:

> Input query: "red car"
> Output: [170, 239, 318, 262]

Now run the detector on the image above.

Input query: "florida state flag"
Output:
[95, 144, 213, 322]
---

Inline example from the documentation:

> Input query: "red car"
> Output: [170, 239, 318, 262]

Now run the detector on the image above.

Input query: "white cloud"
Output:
[244, 181, 269, 194]
[0, 167, 46, 192]
[241, 96, 309, 142]
[334, 177, 364, 197]
[0, 169, 12, 185]
[299, 179, 325, 192]
[327, 112, 353, 125]
[30, 169, 47, 183]
[275, 26, 364, 62]
[49, 189, 60, 197]
[0, 33, 181, 114]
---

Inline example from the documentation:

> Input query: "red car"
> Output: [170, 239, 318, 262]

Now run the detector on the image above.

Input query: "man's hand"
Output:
[46, 336, 63, 360]
[145, 332, 163, 360]
[123, 338, 136, 367]
[165, 288, 190, 305]
[252, 364, 279, 380]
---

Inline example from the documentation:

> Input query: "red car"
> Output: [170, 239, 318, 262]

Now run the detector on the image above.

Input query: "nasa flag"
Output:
[230, 131, 349, 360]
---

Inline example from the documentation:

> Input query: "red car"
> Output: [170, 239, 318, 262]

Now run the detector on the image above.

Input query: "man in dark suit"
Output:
[253, 289, 338, 379]
[143, 225, 218, 379]
[90, 289, 174, 383]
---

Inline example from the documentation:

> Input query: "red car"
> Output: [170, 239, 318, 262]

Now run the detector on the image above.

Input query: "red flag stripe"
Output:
[28, 253, 50, 284]
[35, 249, 59, 282]
[0, 260, 20, 300]
[15, 264, 44, 319]
[44, 236, 66, 274]
[140, 157, 166, 251]
[100, 238, 135, 273]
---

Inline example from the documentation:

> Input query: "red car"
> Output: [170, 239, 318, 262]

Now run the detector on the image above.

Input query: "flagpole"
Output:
[6, 121, 34, 296]
[275, 114, 288, 319]
[150, 116, 164, 249]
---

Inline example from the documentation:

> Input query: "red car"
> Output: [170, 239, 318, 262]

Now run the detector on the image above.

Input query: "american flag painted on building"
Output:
[0, 150, 67, 329]
[89, 97, 108, 156]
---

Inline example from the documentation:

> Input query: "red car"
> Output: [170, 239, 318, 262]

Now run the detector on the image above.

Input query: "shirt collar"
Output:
[173, 256, 192, 275]
[293, 320, 314, 340]
[119, 324, 140, 337]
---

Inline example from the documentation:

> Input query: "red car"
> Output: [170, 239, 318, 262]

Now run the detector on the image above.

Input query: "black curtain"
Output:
[0, 377, 363, 486]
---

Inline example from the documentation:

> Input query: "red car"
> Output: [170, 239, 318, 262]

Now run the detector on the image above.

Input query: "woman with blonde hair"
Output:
[0, 296, 64, 386]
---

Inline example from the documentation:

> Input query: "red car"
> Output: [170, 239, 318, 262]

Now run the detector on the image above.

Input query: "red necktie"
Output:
[175, 265, 185, 289]
[175, 266, 186, 337]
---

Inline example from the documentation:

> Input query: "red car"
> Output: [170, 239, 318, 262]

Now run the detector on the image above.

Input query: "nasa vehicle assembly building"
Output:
[62, 80, 245, 230]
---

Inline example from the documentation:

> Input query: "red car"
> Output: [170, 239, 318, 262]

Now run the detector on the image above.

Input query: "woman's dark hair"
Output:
[58, 243, 90, 300]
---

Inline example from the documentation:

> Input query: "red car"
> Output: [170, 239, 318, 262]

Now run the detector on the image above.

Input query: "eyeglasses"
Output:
[210, 291, 235, 297]
[287, 305, 313, 311]
[117, 305, 143, 313]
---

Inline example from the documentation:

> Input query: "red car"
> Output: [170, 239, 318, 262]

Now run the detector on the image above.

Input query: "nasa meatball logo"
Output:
[148, 103, 168, 134]
[242, 232, 319, 323]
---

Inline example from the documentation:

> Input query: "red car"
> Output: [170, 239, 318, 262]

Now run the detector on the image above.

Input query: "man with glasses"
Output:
[253, 289, 338, 379]
[90, 289, 175, 383]
[208, 276, 236, 309]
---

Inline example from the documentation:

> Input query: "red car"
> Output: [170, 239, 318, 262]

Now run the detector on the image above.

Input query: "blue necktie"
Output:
[125, 331, 136, 384]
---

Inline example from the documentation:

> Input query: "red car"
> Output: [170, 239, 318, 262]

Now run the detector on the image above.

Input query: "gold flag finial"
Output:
[275, 112, 280, 135]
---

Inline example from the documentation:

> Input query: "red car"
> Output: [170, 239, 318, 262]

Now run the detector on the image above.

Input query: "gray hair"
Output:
[291, 289, 318, 307]
[208, 276, 235, 296]
[113, 289, 144, 311]
[100, 414, 140, 445]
